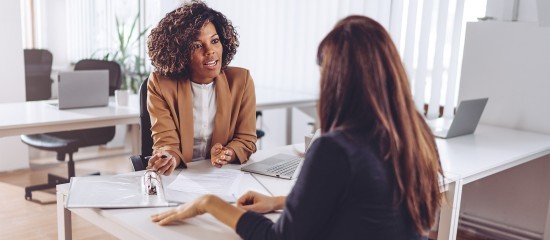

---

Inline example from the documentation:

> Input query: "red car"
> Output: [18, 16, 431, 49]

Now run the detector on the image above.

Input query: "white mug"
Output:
[115, 89, 129, 106]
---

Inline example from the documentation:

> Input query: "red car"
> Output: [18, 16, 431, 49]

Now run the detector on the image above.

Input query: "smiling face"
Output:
[189, 22, 223, 84]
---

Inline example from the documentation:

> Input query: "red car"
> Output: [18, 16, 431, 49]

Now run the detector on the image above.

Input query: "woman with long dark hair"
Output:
[151, 15, 443, 239]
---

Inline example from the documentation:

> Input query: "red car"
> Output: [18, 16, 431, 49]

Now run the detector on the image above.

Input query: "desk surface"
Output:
[0, 97, 140, 138]
[57, 144, 302, 240]
[437, 125, 550, 184]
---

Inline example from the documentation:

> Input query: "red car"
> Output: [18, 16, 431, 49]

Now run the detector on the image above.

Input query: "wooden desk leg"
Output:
[437, 179, 463, 240]
[286, 108, 293, 145]
[130, 123, 141, 156]
[57, 192, 72, 240]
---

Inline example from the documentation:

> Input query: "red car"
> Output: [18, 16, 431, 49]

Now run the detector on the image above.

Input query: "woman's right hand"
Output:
[236, 191, 285, 213]
[147, 150, 180, 176]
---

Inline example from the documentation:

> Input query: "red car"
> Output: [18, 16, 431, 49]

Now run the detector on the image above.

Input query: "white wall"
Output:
[0, 0, 30, 171]
[460, 22, 550, 133]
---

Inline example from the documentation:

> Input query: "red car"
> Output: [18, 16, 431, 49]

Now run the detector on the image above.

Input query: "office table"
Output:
[56, 144, 459, 240]
[436, 125, 550, 240]
[0, 97, 141, 155]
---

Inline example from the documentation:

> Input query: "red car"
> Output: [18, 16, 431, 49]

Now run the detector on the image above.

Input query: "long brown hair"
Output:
[317, 15, 443, 235]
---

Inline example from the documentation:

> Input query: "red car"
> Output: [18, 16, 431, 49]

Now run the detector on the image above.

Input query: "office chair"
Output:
[256, 111, 265, 149]
[74, 59, 122, 96]
[23, 49, 53, 101]
[21, 59, 122, 203]
[130, 79, 265, 171]
[129, 78, 154, 171]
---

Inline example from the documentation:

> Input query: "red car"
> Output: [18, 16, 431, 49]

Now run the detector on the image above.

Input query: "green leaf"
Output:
[125, 15, 139, 52]
[89, 12, 151, 92]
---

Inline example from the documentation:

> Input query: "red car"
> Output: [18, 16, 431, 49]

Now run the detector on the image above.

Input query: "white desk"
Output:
[436, 125, 550, 239]
[0, 97, 141, 156]
[56, 144, 459, 240]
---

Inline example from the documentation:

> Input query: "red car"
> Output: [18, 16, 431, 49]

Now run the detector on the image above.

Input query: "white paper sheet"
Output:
[166, 168, 243, 201]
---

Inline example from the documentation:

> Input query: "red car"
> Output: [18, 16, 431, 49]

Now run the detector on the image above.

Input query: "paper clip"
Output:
[143, 170, 161, 195]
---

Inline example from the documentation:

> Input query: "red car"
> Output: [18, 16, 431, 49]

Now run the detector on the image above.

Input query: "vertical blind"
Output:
[205, 0, 480, 119]
[35, 0, 485, 118]
[65, 0, 156, 64]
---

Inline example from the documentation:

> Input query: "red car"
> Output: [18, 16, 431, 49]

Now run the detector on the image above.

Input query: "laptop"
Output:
[427, 98, 488, 139]
[51, 70, 109, 109]
[241, 129, 321, 179]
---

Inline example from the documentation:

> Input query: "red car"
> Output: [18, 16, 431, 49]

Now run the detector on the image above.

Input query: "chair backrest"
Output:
[24, 49, 53, 101]
[139, 78, 153, 157]
[74, 59, 122, 96]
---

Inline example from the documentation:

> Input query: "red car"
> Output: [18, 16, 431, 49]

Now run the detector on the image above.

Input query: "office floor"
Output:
[0, 147, 130, 240]
[0, 148, 493, 240]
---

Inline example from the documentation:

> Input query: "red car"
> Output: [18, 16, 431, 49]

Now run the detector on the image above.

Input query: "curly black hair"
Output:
[147, 0, 239, 78]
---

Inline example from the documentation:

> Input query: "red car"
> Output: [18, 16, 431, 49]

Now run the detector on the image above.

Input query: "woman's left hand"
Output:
[151, 195, 210, 225]
[210, 143, 234, 168]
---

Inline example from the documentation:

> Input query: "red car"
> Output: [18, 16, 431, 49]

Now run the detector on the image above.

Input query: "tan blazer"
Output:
[147, 67, 257, 164]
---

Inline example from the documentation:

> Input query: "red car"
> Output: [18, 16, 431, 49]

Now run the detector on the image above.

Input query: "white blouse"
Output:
[190, 81, 217, 161]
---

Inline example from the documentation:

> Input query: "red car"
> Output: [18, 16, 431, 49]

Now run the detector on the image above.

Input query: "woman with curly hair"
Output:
[151, 15, 442, 239]
[145, 0, 256, 175]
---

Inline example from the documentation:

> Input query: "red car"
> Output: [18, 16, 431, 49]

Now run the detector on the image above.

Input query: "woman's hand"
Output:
[147, 150, 180, 176]
[151, 195, 210, 225]
[210, 143, 234, 168]
[237, 191, 285, 213]
[152, 194, 245, 229]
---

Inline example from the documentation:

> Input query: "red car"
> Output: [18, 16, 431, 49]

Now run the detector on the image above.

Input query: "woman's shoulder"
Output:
[148, 72, 179, 88]
[222, 66, 251, 81]
[312, 130, 379, 164]
[221, 67, 254, 91]
[307, 131, 352, 161]
[148, 72, 164, 86]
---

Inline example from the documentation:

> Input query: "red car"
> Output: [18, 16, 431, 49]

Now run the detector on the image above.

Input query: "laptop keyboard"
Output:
[265, 156, 301, 176]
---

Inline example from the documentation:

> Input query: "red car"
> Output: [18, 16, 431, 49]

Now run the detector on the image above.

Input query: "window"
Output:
[21, 0, 160, 68]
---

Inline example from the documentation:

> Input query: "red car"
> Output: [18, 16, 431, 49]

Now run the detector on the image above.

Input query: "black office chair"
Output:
[24, 49, 53, 101]
[129, 78, 154, 171]
[21, 59, 122, 203]
[74, 59, 122, 96]
[130, 79, 265, 171]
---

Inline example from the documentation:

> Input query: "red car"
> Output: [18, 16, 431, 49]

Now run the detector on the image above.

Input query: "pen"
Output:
[144, 154, 168, 160]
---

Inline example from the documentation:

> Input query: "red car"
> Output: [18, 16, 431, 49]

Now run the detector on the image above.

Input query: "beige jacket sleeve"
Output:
[146, 73, 184, 161]
[225, 70, 257, 163]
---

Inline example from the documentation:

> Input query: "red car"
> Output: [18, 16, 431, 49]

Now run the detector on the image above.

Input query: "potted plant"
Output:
[92, 14, 150, 94]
